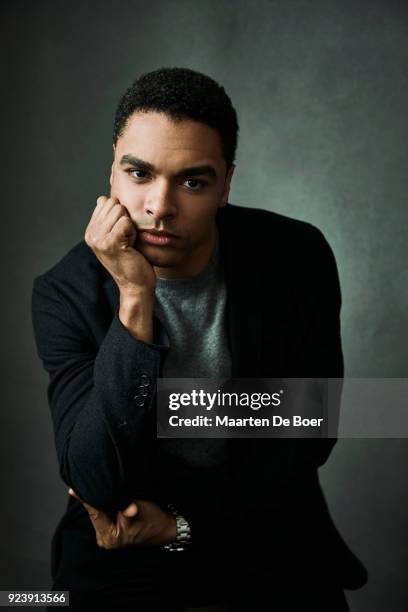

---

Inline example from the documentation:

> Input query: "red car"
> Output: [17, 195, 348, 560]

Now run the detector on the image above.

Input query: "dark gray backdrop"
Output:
[1, 1, 407, 611]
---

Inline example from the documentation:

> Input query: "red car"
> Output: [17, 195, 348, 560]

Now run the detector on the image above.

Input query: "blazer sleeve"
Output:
[176, 226, 345, 551]
[31, 273, 168, 514]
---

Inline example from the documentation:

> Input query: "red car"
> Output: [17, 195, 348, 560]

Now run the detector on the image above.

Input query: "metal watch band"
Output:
[162, 504, 191, 551]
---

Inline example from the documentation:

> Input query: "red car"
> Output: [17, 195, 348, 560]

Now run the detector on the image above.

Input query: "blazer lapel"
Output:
[216, 204, 262, 378]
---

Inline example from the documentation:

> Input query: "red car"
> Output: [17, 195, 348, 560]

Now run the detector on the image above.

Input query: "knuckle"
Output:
[102, 238, 115, 254]
[97, 235, 108, 250]
[110, 525, 120, 540]
[115, 203, 128, 214]
[84, 231, 93, 245]
[118, 216, 131, 227]
[112, 207, 125, 221]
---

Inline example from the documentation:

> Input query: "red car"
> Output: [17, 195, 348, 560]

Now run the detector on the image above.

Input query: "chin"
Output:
[138, 244, 180, 268]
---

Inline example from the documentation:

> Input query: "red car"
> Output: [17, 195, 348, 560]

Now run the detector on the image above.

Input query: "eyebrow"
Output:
[119, 154, 218, 182]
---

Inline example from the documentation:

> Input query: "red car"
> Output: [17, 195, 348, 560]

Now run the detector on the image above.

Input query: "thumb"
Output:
[121, 502, 139, 518]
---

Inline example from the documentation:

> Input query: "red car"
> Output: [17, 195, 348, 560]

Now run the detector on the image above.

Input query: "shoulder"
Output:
[218, 202, 333, 258]
[31, 240, 107, 312]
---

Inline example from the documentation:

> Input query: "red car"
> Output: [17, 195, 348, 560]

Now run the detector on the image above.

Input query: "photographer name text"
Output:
[168, 415, 324, 428]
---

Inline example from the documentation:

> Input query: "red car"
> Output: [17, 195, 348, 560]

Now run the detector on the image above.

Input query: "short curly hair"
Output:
[113, 67, 239, 174]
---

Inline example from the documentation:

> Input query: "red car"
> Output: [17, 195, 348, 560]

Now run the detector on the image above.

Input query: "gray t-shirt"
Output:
[154, 231, 231, 467]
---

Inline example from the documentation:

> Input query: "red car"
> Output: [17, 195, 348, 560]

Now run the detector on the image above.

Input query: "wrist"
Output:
[119, 285, 154, 306]
[163, 514, 177, 544]
[119, 292, 154, 343]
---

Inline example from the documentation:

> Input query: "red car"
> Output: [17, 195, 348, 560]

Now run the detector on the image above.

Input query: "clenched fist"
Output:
[84, 196, 156, 297]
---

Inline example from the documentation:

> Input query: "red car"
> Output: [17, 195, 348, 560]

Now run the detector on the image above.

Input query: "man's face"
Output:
[110, 111, 234, 278]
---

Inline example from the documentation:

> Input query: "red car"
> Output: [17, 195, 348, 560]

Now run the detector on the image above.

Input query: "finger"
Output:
[120, 502, 139, 518]
[94, 197, 121, 226]
[91, 195, 111, 223]
[69, 488, 100, 520]
[102, 203, 131, 235]
[108, 215, 137, 249]
[69, 489, 112, 532]
[85, 507, 115, 544]
[97, 195, 109, 206]
[116, 511, 143, 543]
[68, 488, 94, 513]
[85, 197, 117, 245]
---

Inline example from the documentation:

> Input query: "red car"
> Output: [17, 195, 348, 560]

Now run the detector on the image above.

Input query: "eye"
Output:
[125, 169, 207, 191]
[184, 178, 207, 191]
[126, 168, 148, 180]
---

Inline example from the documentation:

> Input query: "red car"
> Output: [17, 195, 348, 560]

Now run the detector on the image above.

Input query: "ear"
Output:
[219, 164, 235, 208]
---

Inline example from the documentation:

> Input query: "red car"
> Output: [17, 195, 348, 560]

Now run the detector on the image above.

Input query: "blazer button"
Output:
[140, 373, 150, 386]
[133, 386, 148, 399]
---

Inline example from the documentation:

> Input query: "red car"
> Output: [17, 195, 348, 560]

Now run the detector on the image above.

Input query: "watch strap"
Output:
[162, 503, 191, 551]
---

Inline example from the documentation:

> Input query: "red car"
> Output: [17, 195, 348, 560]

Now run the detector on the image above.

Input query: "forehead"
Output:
[116, 111, 225, 169]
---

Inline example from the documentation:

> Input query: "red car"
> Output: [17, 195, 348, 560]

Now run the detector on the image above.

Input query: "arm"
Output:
[290, 225, 344, 469]
[32, 194, 171, 514]
[31, 273, 166, 515]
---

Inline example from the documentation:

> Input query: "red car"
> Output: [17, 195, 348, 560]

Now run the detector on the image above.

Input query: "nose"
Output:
[144, 180, 177, 222]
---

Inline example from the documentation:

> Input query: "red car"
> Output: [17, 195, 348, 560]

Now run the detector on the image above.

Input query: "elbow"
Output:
[57, 442, 134, 514]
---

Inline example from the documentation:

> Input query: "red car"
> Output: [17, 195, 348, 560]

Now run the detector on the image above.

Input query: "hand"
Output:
[69, 489, 177, 549]
[84, 196, 156, 297]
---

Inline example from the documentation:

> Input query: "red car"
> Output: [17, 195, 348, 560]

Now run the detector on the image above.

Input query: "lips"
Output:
[138, 230, 178, 246]
[142, 229, 178, 237]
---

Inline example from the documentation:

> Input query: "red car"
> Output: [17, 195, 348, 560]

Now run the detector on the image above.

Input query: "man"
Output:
[31, 67, 367, 611]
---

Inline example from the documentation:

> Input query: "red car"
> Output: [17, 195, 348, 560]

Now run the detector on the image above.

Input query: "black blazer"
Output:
[31, 203, 367, 591]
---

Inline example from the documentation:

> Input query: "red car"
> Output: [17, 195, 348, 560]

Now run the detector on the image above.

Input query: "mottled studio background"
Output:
[1, 1, 408, 610]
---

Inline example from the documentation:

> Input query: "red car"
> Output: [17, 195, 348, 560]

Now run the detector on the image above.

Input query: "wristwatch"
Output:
[162, 503, 191, 551]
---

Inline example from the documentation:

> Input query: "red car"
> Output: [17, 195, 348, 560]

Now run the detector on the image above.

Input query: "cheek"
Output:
[111, 176, 143, 209]
[184, 207, 217, 236]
